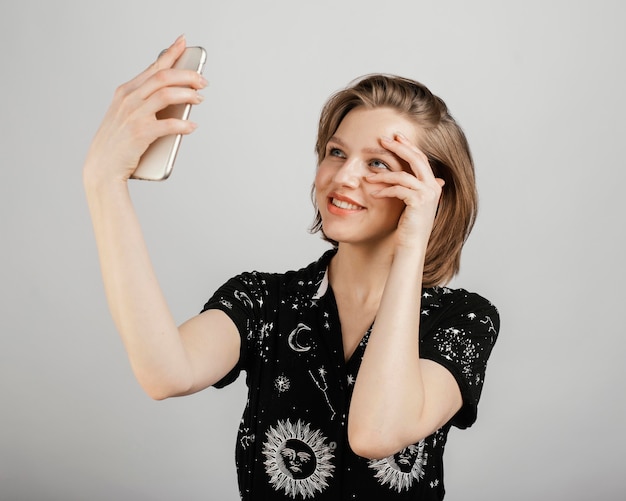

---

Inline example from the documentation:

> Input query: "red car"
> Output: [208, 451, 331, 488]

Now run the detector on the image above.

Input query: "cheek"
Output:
[381, 197, 406, 223]
[313, 168, 327, 206]
[314, 163, 332, 192]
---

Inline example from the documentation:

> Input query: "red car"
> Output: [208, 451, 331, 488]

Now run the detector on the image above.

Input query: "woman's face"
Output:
[315, 106, 421, 248]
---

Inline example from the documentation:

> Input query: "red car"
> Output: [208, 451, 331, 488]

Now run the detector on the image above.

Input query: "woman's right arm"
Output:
[83, 36, 240, 400]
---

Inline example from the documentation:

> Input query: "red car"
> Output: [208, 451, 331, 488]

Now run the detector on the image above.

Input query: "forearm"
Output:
[84, 173, 193, 398]
[348, 246, 426, 455]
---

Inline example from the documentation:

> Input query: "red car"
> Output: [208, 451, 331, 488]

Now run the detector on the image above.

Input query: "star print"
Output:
[200, 255, 499, 499]
[274, 375, 290, 393]
[481, 316, 497, 334]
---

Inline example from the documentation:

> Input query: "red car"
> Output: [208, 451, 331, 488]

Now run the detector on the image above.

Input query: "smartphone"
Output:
[131, 46, 207, 181]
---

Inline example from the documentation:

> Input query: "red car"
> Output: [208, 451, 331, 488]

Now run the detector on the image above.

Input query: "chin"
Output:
[321, 224, 358, 245]
[323, 226, 395, 249]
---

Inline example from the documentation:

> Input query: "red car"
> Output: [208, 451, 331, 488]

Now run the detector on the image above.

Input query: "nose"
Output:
[332, 157, 362, 188]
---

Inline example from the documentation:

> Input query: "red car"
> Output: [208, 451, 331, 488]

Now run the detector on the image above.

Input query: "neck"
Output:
[328, 242, 395, 306]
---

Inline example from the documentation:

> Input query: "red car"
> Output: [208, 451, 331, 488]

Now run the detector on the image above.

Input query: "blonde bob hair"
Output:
[310, 74, 478, 287]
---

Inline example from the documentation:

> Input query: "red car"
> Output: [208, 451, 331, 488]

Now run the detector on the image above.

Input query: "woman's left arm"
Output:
[348, 133, 462, 459]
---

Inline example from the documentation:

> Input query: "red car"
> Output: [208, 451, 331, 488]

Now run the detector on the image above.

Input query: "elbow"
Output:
[347, 423, 406, 460]
[143, 382, 191, 401]
[145, 387, 175, 401]
[347, 411, 430, 459]
[136, 372, 194, 401]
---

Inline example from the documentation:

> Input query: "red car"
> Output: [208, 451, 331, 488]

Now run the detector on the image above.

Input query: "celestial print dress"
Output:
[203, 249, 499, 500]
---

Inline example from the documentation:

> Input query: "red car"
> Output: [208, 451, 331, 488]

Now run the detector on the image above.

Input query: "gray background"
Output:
[1, 1, 624, 499]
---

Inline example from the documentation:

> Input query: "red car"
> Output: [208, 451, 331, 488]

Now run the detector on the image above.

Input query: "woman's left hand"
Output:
[365, 133, 444, 251]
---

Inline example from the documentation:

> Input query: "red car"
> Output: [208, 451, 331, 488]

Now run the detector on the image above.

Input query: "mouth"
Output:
[328, 193, 364, 212]
[331, 198, 362, 210]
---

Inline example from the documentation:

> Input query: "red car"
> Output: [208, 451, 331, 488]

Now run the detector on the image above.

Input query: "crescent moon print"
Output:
[368, 441, 427, 492]
[288, 323, 312, 353]
[263, 419, 335, 499]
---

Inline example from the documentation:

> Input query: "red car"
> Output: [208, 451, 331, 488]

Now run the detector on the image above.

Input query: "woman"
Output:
[84, 35, 499, 500]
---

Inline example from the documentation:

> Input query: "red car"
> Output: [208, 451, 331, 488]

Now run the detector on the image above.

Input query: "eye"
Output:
[369, 159, 390, 170]
[327, 147, 345, 158]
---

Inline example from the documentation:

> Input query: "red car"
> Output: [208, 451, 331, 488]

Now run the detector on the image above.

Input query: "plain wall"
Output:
[1, 1, 624, 499]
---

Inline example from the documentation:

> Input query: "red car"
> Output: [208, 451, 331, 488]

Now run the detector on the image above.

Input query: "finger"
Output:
[141, 86, 204, 116]
[137, 67, 207, 104]
[151, 116, 199, 138]
[152, 34, 187, 70]
[365, 170, 427, 191]
[372, 183, 441, 207]
[121, 35, 188, 95]
[118, 67, 206, 121]
[367, 169, 443, 202]
[372, 182, 442, 208]
[125, 113, 199, 152]
[380, 134, 436, 182]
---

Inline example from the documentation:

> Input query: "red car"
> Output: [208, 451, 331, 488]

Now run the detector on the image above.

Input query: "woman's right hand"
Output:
[83, 35, 207, 185]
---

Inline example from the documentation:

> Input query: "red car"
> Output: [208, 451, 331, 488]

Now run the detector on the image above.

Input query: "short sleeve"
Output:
[419, 290, 500, 429]
[201, 272, 268, 388]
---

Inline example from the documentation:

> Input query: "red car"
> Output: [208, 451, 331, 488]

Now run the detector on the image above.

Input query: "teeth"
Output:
[332, 198, 361, 210]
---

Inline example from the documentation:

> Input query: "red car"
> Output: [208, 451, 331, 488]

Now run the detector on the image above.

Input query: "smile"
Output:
[331, 198, 363, 210]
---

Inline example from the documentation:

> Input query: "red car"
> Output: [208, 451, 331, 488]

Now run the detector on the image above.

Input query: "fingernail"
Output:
[381, 136, 393, 143]
[395, 132, 407, 140]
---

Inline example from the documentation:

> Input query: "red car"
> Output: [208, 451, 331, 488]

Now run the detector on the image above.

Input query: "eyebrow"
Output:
[328, 136, 395, 157]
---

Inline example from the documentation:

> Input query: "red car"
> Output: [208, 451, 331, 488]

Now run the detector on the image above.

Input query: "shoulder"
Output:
[426, 286, 496, 309]
[420, 286, 500, 344]
[424, 286, 498, 324]
[220, 249, 336, 296]
[420, 287, 500, 429]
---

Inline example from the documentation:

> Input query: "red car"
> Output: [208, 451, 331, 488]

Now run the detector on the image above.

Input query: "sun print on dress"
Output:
[263, 419, 335, 499]
[368, 440, 427, 492]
